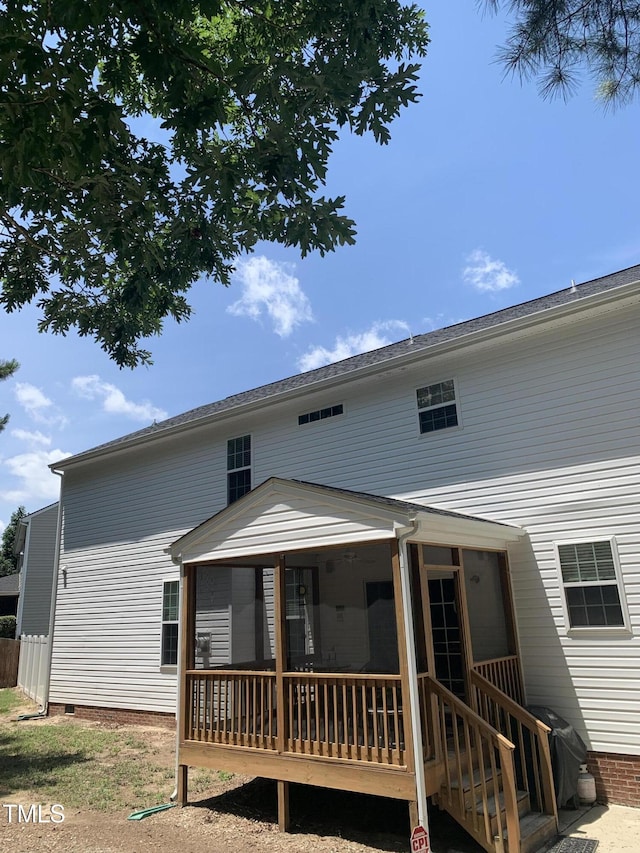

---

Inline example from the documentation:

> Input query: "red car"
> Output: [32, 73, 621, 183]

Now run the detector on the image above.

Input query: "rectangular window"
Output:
[161, 580, 179, 666]
[227, 435, 252, 504]
[417, 379, 458, 434]
[298, 404, 343, 426]
[557, 540, 626, 628]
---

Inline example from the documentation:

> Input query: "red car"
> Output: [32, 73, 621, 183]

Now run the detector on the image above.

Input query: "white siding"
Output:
[51, 296, 640, 751]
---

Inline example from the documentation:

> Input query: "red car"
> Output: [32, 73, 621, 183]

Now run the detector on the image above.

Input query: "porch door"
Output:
[428, 571, 468, 701]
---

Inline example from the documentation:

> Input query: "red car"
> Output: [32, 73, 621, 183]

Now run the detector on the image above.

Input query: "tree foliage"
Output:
[0, 358, 19, 432]
[0, 1, 429, 367]
[484, 1, 640, 104]
[0, 505, 26, 577]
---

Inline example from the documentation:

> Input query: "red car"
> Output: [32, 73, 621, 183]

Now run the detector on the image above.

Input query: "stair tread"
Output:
[470, 789, 529, 817]
[448, 764, 500, 791]
[502, 810, 556, 841]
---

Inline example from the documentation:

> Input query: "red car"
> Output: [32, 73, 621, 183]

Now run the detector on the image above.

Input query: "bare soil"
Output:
[0, 693, 479, 853]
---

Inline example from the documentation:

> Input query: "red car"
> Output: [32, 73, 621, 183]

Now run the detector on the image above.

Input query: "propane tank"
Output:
[577, 763, 597, 805]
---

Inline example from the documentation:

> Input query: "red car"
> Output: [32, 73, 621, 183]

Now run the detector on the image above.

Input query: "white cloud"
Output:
[14, 382, 67, 427]
[463, 250, 520, 293]
[228, 256, 313, 337]
[71, 376, 167, 423]
[1, 448, 71, 504]
[11, 428, 52, 447]
[298, 320, 410, 372]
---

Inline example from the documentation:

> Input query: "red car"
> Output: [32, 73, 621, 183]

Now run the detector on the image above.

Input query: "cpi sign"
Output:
[410, 825, 429, 852]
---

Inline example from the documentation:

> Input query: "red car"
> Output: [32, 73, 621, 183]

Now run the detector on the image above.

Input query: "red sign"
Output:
[410, 825, 429, 852]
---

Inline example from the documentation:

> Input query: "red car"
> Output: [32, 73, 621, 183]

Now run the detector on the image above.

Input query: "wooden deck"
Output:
[178, 658, 557, 852]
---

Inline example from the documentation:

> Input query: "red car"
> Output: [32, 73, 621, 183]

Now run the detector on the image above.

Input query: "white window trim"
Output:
[554, 536, 632, 636]
[416, 376, 463, 437]
[160, 578, 180, 671]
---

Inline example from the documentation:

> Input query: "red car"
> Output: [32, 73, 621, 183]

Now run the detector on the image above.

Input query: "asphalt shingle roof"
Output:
[56, 263, 640, 467]
[0, 573, 19, 596]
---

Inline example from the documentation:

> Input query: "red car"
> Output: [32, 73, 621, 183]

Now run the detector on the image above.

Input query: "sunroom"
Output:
[169, 478, 558, 853]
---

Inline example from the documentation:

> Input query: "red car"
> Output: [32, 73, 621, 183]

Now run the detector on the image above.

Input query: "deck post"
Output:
[277, 780, 290, 832]
[177, 764, 188, 807]
[174, 561, 193, 806]
[274, 554, 287, 756]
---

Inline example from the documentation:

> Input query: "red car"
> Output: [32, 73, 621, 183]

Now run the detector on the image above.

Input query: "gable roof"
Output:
[53, 263, 640, 470]
[169, 477, 524, 565]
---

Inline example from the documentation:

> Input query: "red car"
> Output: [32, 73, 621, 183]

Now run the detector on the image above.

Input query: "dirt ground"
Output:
[0, 695, 479, 853]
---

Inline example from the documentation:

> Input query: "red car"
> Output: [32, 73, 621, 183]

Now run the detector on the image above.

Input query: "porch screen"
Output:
[463, 550, 512, 662]
[193, 565, 276, 670]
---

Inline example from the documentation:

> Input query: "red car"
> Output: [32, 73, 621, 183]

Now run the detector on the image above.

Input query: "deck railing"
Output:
[185, 669, 405, 766]
[283, 673, 404, 765]
[473, 655, 523, 705]
[428, 675, 521, 853]
[186, 669, 277, 749]
[470, 670, 557, 822]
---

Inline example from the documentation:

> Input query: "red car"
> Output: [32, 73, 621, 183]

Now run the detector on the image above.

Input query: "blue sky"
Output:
[1, 2, 639, 533]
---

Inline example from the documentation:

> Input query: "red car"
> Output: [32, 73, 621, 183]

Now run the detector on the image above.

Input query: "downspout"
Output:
[397, 518, 431, 832]
[19, 473, 64, 720]
[169, 556, 184, 802]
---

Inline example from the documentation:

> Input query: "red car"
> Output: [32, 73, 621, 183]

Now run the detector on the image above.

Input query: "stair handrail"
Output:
[470, 669, 558, 826]
[427, 675, 521, 853]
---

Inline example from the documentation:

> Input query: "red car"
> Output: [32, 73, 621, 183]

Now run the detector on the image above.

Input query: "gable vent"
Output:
[298, 404, 344, 426]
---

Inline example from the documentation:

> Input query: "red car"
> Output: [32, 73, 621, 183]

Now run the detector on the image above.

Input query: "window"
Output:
[227, 434, 251, 504]
[161, 580, 179, 666]
[557, 540, 627, 629]
[416, 379, 458, 434]
[298, 404, 343, 426]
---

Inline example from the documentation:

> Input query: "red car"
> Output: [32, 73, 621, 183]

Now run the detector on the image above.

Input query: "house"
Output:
[14, 503, 59, 706]
[46, 264, 640, 849]
[14, 502, 58, 637]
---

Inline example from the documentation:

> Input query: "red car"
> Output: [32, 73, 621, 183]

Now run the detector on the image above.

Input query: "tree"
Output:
[0, 358, 19, 432]
[483, 1, 640, 104]
[0, 505, 26, 577]
[0, 1, 429, 367]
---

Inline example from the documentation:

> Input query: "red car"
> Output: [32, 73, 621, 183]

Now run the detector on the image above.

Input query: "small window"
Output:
[298, 404, 344, 426]
[557, 540, 627, 629]
[161, 580, 179, 666]
[417, 379, 458, 434]
[227, 435, 251, 504]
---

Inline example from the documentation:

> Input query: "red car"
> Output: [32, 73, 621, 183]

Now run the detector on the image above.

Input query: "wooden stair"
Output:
[446, 760, 557, 853]
[427, 675, 558, 853]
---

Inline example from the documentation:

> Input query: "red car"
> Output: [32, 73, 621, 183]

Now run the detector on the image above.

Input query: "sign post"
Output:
[410, 824, 430, 852]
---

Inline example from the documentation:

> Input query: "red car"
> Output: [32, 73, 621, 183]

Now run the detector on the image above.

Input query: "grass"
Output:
[0, 688, 23, 717]
[0, 695, 230, 813]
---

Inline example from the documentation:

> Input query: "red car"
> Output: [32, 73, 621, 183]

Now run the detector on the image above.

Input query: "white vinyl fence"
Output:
[18, 634, 50, 706]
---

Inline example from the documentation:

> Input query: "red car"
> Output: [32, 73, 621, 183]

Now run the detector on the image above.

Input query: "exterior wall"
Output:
[587, 751, 640, 806]
[50, 295, 640, 768]
[17, 504, 58, 637]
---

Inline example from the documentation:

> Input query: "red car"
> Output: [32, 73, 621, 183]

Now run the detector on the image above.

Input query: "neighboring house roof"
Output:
[52, 263, 640, 470]
[0, 573, 20, 597]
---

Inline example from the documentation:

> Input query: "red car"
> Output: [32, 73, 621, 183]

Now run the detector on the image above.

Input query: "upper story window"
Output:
[416, 379, 458, 434]
[227, 434, 252, 504]
[161, 580, 179, 667]
[557, 539, 628, 629]
[298, 404, 343, 426]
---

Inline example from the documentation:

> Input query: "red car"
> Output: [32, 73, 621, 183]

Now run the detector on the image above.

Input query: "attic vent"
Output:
[298, 404, 344, 426]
